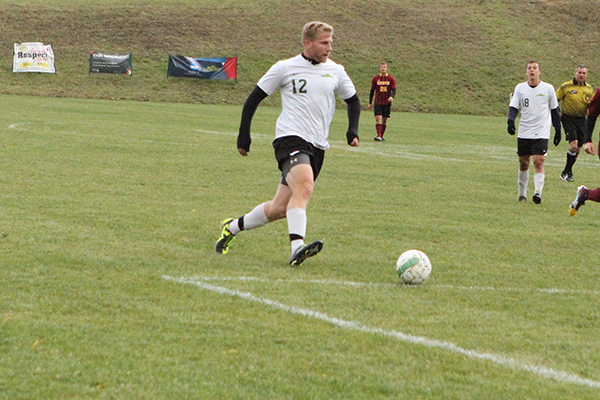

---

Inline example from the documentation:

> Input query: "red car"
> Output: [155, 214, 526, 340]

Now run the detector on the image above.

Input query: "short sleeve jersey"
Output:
[371, 74, 396, 105]
[555, 79, 593, 118]
[257, 54, 357, 150]
[509, 81, 559, 139]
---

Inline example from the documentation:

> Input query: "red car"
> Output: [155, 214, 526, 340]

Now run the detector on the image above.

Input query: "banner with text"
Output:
[89, 52, 132, 75]
[13, 43, 55, 73]
[167, 55, 237, 80]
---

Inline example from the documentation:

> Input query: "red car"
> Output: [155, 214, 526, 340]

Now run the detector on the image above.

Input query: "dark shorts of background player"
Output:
[517, 138, 548, 157]
[561, 114, 586, 146]
[273, 136, 325, 186]
[373, 104, 391, 118]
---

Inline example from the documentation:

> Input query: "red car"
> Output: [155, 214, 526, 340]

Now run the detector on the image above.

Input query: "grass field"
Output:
[2, 94, 600, 398]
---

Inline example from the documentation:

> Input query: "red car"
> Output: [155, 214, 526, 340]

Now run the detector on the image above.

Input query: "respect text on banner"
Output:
[13, 43, 55, 73]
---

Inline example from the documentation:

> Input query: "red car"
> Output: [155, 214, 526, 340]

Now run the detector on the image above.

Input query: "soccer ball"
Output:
[396, 249, 432, 285]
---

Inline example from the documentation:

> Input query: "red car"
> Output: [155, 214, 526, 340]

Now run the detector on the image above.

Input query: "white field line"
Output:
[193, 129, 599, 167]
[9, 123, 599, 167]
[163, 275, 600, 389]
[193, 275, 600, 296]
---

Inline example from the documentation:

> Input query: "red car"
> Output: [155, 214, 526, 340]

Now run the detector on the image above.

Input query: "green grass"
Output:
[2, 94, 600, 398]
[2, 0, 600, 115]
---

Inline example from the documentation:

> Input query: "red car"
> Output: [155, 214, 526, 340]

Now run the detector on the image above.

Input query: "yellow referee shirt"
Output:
[556, 78, 593, 118]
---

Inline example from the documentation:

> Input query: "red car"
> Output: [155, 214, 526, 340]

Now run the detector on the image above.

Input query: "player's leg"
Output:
[285, 162, 313, 255]
[568, 120, 585, 181]
[215, 190, 288, 255]
[380, 117, 388, 140]
[517, 138, 531, 202]
[560, 120, 574, 180]
[518, 155, 530, 202]
[374, 105, 383, 141]
[282, 150, 325, 265]
[569, 185, 600, 215]
[560, 116, 582, 182]
[532, 154, 545, 204]
[215, 170, 293, 255]
[526, 138, 547, 204]
[380, 106, 391, 140]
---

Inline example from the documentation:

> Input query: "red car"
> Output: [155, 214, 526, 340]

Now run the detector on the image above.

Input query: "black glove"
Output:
[507, 120, 516, 135]
[553, 130, 561, 146]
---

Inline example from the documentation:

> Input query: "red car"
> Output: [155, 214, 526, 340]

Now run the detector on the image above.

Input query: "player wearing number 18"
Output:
[215, 21, 361, 266]
[507, 60, 561, 204]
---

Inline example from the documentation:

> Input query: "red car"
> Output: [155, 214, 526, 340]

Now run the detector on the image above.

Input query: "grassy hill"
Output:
[1, 0, 599, 115]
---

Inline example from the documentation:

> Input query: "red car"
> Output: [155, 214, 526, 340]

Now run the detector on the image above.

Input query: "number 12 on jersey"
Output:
[291, 79, 307, 94]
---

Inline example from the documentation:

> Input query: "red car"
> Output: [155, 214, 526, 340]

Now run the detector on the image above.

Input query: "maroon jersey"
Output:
[371, 73, 396, 105]
[588, 87, 600, 118]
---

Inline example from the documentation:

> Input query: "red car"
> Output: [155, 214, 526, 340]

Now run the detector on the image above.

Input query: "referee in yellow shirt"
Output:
[556, 65, 594, 182]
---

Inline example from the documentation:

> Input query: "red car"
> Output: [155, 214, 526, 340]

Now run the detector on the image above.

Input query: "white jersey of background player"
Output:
[509, 79, 558, 139]
[507, 60, 561, 204]
[257, 54, 356, 149]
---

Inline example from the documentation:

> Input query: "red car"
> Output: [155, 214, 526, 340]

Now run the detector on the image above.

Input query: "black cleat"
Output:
[289, 240, 323, 266]
[215, 218, 235, 254]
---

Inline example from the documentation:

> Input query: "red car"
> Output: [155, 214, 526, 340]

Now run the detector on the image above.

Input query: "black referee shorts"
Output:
[561, 114, 586, 146]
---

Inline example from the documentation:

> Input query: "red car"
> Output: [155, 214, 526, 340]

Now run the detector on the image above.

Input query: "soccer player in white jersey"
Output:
[215, 21, 361, 265]
[507, 60, 561, 204]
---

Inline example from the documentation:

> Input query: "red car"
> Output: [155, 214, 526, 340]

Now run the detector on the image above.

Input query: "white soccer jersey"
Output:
[509, 81, 558, 139]
[257, 54, 357, 149]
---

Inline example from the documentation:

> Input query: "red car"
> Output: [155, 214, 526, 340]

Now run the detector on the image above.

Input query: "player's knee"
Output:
[296, 181, 314, 201]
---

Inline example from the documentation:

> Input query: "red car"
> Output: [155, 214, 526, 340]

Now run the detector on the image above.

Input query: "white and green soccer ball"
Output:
[396, 249, 432, 285]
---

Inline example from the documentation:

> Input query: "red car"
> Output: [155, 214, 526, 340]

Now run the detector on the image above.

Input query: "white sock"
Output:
[518, 170, 529, 197]
[287, 208, 306, 254]
[534, 172, 545, 195]
[228, 219, 241, 235]
[242, 203, 269, 230]
[290, 239, 304, 254]
[228, 203, 269, 235]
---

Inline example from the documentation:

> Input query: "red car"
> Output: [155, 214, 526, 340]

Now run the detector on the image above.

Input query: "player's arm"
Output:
[584, 90, 600, 143]
[368, 76, 376, 109]
[368, 88, 375, 109]
[344, 93, 360, 146]
[583, 91, 600, 155]
[507, 106, 518, 135]
[388, 88, 396, 102]
[389, 77, 397, 102]
[551, 107, 561, 146]
[238, 86, 269, 155]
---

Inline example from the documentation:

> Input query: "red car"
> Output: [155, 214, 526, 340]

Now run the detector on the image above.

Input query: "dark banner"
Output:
[89, 52, 132, 75]
[167, 55, 237, 79]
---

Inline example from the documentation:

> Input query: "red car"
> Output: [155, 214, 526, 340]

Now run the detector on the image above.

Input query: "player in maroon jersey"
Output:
[569, 87, 600, 216]
[368, 62, 396, 141]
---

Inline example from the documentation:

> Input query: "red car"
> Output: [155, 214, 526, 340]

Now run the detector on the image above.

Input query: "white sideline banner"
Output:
[13, 42, 55, 73]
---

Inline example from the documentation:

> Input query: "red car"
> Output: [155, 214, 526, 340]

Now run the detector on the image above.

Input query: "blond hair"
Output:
[302, 21, 333, 43]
